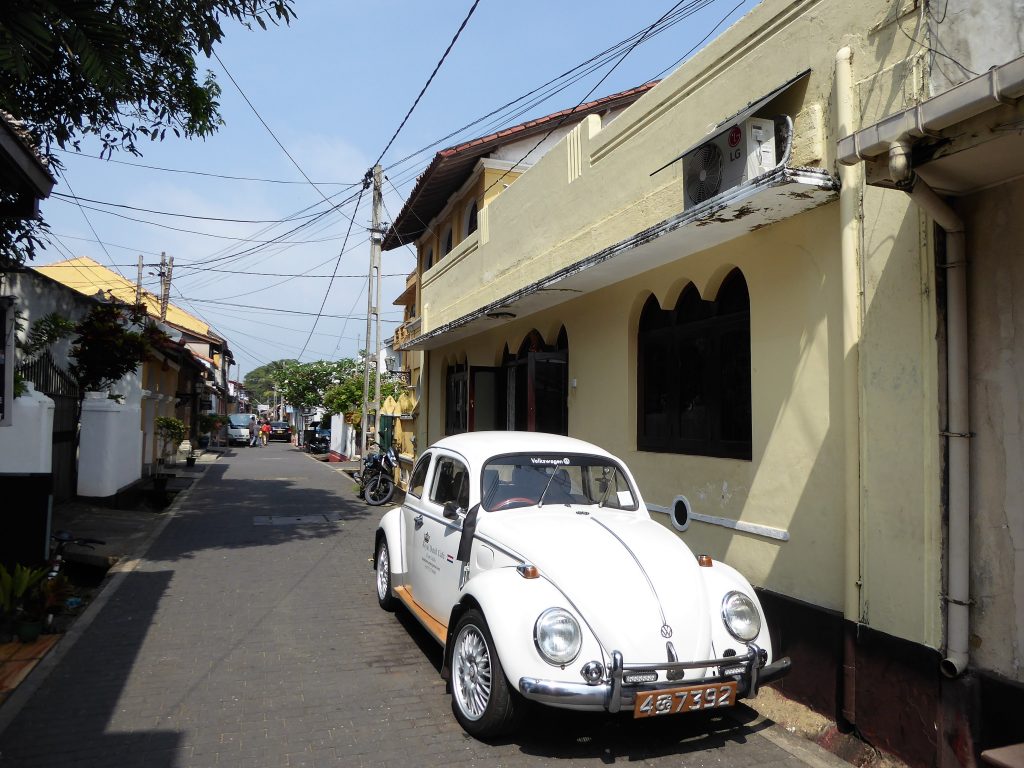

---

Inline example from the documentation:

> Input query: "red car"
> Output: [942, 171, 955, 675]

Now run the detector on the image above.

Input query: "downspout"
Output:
[836, 46, 863, 726]
[890, 143, 970, 677]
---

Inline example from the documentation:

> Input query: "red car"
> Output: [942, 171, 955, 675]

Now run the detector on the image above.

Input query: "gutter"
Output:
[837, 54, 1024, 166]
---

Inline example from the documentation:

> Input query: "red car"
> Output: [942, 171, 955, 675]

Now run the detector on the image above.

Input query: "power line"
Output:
[54, 168, 127, 280]
[53, 147, 361, 186]
[51, 192, 332, 224]
[483, 0, 697, 198]
[181, 297, 403, 320]
[374, 0, 483, 166]
[298, 179, 369, 360]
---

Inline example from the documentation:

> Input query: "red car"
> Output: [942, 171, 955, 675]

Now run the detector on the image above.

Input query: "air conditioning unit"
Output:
[683, 117, 777, 209]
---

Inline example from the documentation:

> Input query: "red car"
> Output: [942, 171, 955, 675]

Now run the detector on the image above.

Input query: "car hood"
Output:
[477, 508, 713, 667]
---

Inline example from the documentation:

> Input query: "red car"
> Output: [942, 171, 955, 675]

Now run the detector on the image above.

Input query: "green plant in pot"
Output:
[154, 416, 187, 468]
[0, 564, 49, 643]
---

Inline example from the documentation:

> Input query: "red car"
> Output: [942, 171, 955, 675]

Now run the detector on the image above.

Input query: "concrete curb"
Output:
[0, 468, 206, 736]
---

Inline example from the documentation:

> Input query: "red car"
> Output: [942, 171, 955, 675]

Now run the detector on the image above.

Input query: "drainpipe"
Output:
[836, 46, 863, 726]
[891, 150, 970, 677]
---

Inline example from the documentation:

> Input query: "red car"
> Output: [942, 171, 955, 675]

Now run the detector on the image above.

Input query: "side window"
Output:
[408, 453, 431, 498]
[430, 457, 470, 510]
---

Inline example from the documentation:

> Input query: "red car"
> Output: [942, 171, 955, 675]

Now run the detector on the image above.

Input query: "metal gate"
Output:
[18, 352, 79, 503]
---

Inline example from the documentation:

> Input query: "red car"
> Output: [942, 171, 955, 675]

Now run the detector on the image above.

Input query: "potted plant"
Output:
[154, 416, 187, 467]
[0, 564, 49, 642]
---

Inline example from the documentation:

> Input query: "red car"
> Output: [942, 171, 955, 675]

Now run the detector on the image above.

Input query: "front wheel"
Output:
[449, 609, 520, 738]
[375, 538, 397, 611]
[364, 473, 395, 506]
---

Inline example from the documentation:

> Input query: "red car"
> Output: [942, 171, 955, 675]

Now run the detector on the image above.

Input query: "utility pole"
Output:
[136, 255, 143, 306]
[360, 165, 383, 456]
[158, 252, 174, 323]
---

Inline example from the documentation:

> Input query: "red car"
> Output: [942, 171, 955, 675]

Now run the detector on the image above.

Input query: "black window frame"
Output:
[408, 452, 431, 498]
[445, 363, 468, 435]
[637, 270, 752, 460]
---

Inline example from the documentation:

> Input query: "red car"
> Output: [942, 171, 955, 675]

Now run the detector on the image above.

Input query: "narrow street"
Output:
[0, 445, 844, 768]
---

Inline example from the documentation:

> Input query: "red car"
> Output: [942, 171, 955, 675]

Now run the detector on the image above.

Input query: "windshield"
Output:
[481, 453, 638, 511]
[228, 413, 253, 427]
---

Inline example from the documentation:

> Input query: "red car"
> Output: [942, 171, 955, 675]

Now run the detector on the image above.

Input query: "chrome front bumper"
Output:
[519, 643, 791, 713]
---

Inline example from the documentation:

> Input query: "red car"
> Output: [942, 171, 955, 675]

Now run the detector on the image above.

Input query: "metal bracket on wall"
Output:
[647, 503, 790, 542]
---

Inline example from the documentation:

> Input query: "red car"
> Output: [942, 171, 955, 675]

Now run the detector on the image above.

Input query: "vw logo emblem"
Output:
[661, 624, 673, 638]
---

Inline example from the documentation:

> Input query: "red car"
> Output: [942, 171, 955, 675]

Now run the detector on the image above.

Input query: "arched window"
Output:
[464, 200, 479, 237]
[423, 245, 434, 271]
[637, 270, 751, 459]
[442, 226, 454, 256]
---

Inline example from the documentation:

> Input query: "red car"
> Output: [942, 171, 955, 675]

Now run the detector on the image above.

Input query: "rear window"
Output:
[228, 414, 252, 427]
[271, 421, 288, 428]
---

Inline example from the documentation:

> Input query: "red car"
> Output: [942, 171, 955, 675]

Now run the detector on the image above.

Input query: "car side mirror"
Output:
[443, 501, 460, 520]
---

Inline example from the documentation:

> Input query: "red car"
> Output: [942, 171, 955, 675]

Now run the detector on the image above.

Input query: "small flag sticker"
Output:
[446, 554, 455, 563]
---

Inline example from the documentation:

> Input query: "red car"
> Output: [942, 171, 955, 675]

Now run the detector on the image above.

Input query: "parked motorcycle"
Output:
[354, 443, 398, 506]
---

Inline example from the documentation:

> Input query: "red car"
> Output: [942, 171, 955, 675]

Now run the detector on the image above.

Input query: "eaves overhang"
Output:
[401, 165, 838, 351]
[836, 54, 1024, 195]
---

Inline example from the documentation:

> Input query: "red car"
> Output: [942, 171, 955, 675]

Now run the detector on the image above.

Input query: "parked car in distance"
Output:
[225, 413, 253, 446]
[269, 421, 291, 442]
[372, 431, 789, 739]
[306, 427, 330, 454]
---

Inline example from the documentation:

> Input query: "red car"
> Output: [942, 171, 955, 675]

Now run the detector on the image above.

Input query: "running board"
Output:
[393, 586, 447, 645]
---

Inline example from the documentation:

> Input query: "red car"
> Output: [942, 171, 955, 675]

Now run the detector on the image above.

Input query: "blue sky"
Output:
[35, 0, 761, 381]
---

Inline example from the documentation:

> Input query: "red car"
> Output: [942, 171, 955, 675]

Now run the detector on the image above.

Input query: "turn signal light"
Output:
[697, 555, 713, 567]
[517, 564, 540, 579]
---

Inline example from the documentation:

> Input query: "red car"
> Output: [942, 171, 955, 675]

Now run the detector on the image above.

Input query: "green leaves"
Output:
[68, 302, 168, 394]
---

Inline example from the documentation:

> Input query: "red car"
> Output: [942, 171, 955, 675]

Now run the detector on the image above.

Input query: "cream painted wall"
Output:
[416, 0, 944, 649]
[961, 177, 1024, 682]
[420, 0, 924, 336]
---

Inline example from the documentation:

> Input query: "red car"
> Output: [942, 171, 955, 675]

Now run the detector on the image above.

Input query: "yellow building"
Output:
[34, 256, 235, 467]
[385, 2, 1024, 765]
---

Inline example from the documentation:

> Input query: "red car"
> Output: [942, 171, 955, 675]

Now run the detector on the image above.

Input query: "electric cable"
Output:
[374, 0, 483, 167]
[51, 192, 332, 224]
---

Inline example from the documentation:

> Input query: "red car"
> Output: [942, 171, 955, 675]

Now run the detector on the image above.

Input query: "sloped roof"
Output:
[0, 111, 55, 214]
[34, 256, 216, 339]
[382, 83, 657, 251]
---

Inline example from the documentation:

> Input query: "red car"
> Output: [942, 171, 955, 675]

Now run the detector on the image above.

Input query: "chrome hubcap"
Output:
[452, 625, 491, 720]
[376, 545, 389, 600]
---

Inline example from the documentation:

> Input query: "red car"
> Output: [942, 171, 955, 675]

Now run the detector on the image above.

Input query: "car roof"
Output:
[431, 431, 618, 465]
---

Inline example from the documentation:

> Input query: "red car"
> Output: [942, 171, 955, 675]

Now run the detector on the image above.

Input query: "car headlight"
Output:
[722, 591, 761, 642]
[534, 608, 582, 665]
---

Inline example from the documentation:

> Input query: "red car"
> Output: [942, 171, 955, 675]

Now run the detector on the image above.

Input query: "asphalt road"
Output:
[0, 443, 845, 768]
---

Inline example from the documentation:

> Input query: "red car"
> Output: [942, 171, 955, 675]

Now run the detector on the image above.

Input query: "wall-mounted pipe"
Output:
[904, 178, 970, 678]
[836, 45, 863, 726]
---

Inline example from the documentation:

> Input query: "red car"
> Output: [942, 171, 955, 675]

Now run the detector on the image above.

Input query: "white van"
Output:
[226, 413, 253, 445]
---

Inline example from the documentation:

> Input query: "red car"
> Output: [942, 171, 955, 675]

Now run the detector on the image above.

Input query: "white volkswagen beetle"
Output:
[372, 432, 789, 738]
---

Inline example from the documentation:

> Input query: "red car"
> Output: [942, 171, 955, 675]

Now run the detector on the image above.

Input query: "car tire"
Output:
[449, 609, 520, 739]
[364, 473, 395, 506]
[375, 538, 397, 611]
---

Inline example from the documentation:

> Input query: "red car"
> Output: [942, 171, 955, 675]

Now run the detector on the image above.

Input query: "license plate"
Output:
[633, 681, 737, 718]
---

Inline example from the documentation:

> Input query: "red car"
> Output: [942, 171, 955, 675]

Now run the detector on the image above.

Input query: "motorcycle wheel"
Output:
[364, 473, 395, 506]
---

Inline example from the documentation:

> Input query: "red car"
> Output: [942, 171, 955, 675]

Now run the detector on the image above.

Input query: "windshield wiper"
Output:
[536, 471, 558, 507]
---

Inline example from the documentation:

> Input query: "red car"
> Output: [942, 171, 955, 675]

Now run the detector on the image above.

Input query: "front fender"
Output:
[444, 567, 604, 689]
[374, 507, 405, 581]
[699, 559, 774, 662]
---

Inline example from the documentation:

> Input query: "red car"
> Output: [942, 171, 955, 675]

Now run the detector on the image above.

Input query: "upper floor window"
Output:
[637, 269, 751, 460]
[463, 200, 478, 237]
[442, 226, 454, 256]
[423, 245, 434, 271]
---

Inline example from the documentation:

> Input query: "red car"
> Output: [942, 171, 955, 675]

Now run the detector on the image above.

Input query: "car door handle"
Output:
[414, 514, 424, 528]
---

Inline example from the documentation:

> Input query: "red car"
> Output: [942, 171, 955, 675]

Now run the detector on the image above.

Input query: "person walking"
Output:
[260, 419, 270, 447]
[249, 415, 259, 447]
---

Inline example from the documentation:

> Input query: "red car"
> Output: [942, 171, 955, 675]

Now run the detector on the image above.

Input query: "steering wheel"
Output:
[492, 497, 535, 510]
